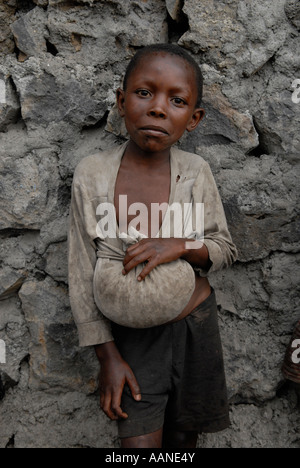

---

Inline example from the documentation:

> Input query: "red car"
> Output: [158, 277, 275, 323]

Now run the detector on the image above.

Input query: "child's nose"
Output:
[149, 110, 166, 119]
[148, 96, 167, 119]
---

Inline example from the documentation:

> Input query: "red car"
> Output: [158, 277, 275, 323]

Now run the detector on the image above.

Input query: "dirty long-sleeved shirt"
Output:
[68, 141, 238, 347]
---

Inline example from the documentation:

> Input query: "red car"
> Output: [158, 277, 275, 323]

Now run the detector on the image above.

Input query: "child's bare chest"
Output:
[114, 164, 171, 236]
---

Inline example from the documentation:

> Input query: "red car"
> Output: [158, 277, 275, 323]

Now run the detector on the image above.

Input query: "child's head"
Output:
[117, 43, 205, 154]
[123, 43, 204, 108]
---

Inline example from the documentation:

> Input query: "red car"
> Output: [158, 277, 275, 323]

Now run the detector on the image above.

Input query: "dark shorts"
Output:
[111, 289, 230, 439]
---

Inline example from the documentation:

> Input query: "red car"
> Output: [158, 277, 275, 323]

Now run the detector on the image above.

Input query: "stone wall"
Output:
[0, 0, 299, 448]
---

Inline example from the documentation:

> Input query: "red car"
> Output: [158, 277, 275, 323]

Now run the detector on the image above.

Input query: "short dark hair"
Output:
[123, 43, 204, 107]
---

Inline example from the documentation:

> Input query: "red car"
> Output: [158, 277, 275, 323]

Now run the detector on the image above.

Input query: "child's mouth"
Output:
[140, 126, 169, 136]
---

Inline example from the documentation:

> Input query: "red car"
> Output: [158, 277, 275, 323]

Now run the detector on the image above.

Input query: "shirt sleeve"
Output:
[192, 161, 238, 276]
[68, 171, 114, 347]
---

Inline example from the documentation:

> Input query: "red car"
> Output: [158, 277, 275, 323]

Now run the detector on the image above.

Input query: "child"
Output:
[68, 44, 238, 448]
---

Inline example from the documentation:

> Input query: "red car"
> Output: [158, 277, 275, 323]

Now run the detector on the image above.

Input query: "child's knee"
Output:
[163, 429, 198, 448]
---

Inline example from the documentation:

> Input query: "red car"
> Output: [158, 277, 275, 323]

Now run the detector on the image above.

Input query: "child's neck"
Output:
[125, 140, 171, 168]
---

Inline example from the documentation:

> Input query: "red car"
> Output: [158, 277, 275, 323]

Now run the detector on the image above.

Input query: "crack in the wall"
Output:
[46, 38, 59, 56]
[0, 74, 24, 131]
[247, 118, 272, 156]
[53, 1, 85, 10]
[0, 277, 26, 301]
[0, 354, 31, 405]
[5, 435, 15, 449]
[8, 76, 23, 125]
[15, 0, 36, 15]
[0, 372, 19, 398]
[0, 228, 40, 239]
[166, 0, 190, 43]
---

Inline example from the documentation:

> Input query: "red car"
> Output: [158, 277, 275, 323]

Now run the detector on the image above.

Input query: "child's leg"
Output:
[121, 428, 198, 449]
[112, 289, 229, 446]
[121, 428, 163, 448]
[162, 428, 198, 448]
[111, 323, 171, 444]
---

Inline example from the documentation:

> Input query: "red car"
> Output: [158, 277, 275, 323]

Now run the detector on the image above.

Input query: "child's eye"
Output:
[136, 89, 151, 97]
[172, 97, 187, 106]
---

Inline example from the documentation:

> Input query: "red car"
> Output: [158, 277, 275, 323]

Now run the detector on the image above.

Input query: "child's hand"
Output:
[95, 342, 141, 421]
[99, 355, 141, 421]
[122, 238, 186, 281]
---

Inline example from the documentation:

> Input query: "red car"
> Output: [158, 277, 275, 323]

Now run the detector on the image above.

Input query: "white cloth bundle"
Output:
[93, 227, 195, 328]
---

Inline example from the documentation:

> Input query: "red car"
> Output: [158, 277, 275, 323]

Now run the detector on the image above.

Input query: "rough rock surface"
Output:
[0, 0, 299, 448]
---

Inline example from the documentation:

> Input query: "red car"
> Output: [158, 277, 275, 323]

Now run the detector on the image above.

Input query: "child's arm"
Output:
[68, 165, 141, 420]
[68, 175, 114, 346]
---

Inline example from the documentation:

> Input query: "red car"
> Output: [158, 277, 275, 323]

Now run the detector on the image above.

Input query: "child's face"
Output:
[117, 52, 204, 154]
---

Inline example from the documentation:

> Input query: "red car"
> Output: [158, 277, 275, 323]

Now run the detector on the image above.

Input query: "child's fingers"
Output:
[111, 390, 129, 420]
[101, 390, 128, 420]
[122, 253, 152, 276]
[126, 242, 141, 253]
[123, 242, 148, 265]
[126, 371, 142, 402]
[123, 245, 153, 274]
[135, 259, 157, 281]
[101, 392, 117, 420]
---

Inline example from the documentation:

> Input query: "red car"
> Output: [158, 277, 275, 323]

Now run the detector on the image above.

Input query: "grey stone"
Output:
[209, 262, 284, 401]
[0, 230, 40, 271]
[198, 394, 300, 448]
[18, 277, 99, 393]
[0, 388, 118, 448]
[166, 0, 182, 21]
[184, 84, 259, 151]
[262, 252, 300, 334]
[0, 120, 38, 159]
[0, 1, 17, 56]
[0, 266, 26, 300]
[12, 58, 108, 129]
[285, 0, 300, 30]
[41, 241, 68, 283]
[36, 217, 68, 255]
[58, 120, 119, 179]
[11, 7, 48, 59]
[181, 0, 288, 78]
[0, 150, 60, 230]
[47, 0, 168, 61]
[197, 152, 300, 262]
[0, 296, 30, 386]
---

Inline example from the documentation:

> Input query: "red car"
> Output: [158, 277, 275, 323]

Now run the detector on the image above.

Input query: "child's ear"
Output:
[116, 87, 126, 117]
[186, 108, 205, 132]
